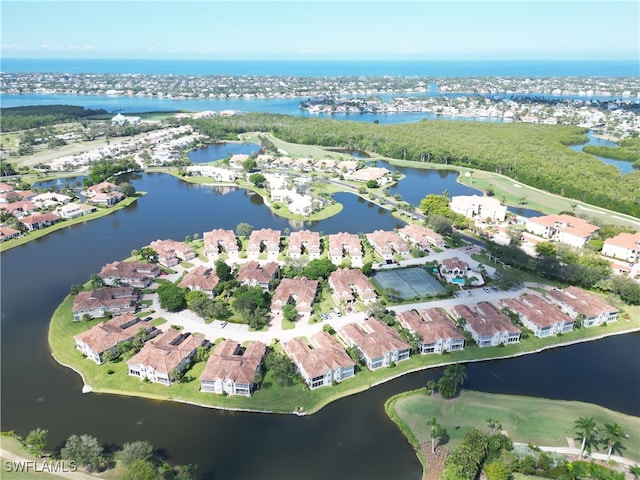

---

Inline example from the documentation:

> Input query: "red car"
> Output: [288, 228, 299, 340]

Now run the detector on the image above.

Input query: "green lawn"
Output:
[387, 390, 640, 462]
[0, 435, 83, 480]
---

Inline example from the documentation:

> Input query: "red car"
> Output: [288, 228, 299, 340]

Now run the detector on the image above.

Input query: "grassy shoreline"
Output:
[49, 290, 639, 416]
[385, 390, 640, 479]
[0, 194, 145, 253]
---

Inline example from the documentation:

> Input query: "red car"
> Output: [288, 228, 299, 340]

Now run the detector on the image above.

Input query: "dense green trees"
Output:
[157, 282, 187, 312]
[264, 350, 296, 386]
[191, 114, 640, 216]
[25, 428, 48, 458]
[0, 105, 108, 132]
[61, 434, 105, 472]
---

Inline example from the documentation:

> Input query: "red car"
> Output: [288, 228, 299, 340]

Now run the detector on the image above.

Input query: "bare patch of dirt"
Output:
[420, 444, 449, 480]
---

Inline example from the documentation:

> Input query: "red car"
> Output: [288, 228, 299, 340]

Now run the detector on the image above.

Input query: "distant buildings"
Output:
[450, 195, 506, 222]
[602, 232, 640, 263]
[525, 214, 599, 248]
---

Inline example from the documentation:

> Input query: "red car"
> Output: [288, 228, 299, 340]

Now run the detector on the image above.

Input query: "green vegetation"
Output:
[387, 390, 639, 480]
[0, 105, 108, 132]
[584, 137, 640, 166]
[191, 114, 640, 217]
[49, 284, 639, 415]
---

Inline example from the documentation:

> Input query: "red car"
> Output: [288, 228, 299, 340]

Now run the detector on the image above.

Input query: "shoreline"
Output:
[49, 320, 640, 416]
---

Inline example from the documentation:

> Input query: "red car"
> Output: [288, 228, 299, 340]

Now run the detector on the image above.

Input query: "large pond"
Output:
[2, 172, 638, 480]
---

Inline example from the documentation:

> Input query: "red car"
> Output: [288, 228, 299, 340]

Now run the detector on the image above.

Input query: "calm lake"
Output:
[1, 171, 638, 479]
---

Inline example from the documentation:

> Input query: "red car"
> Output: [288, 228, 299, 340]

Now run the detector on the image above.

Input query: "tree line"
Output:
[188, 113, 640, 217]
[0, 105, 108, 132]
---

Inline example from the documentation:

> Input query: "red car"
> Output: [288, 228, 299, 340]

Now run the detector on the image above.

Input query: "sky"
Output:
[1, 1, 639, 61]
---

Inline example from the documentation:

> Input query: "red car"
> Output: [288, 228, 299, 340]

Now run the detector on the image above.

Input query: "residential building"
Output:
[86, 181, 125, 207]
[337, 318, 410, 370]
[20, 212, 60, 231]
[440, 257, 470, 277]
[236, 261, 279, 291]
[200, 340, 267, 396]
[328, 232, 363, 267]
[0, 226, 20, 242]
[346, 167, 391, 184]
[501, 294, 574, 338]
[602, 232, 640, 263]
[398, 224, 445, 249]
[31, 192, 72, 208]
[397, 308, 465, 354]
[148, 239, 196, 267]
[328, 268, 377, 305]
[366, 230, 410, 260]
[288, 230, 321, 259]
[545, 286, 618, 327]
[271, 277, 318, 314]
[57, 203, 96, 219]
[74, 313, 157, 364]
[449, 302, 521, 347]
[525, 214, 599, 248]
[283, 331, 355, 389]
[127, 330, 206, 385]
[204, 229, 239, 260]
[178, 265, 220, 296]
[450, 195, 507, 222]
[247, 228, 281, 260]
[186, 165, 238, 182]
[1, 200, 39, 218]
[98, 261, 160, 288]
[72, 287, 138, 321]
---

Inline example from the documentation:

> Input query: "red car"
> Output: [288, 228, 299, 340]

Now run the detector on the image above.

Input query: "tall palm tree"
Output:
[602, 422, 625, 462]
[444, 362, 467, 387]
[428, 416, 443, 453]
[574, 416, 598, 458]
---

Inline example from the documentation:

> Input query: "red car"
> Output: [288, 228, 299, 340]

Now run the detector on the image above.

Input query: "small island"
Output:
[48, 222, 640, 416]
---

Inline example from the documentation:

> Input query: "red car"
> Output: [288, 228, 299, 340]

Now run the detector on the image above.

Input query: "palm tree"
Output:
[428, 416, 443, 453]
[426, 380, 437, 396]
[444, 363, 467, 387]
[486, 417, 501, 435]
[628, 465, 640, 479]
[602, 422, 625, 462]
[574, 416, 598, 458]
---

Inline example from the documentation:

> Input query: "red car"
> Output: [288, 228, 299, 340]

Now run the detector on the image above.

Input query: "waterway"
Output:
[1, 171, 639, 479]
[569, 131, 635, 174]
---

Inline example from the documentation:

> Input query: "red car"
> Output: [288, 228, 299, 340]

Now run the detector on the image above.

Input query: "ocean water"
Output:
[2, 58, 639, 77]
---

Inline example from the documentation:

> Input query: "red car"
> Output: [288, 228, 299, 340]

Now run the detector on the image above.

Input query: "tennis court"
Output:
[372, 267, 445, 299]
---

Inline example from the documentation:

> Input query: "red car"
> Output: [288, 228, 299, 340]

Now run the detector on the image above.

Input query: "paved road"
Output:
[149, 245, 519, 344]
